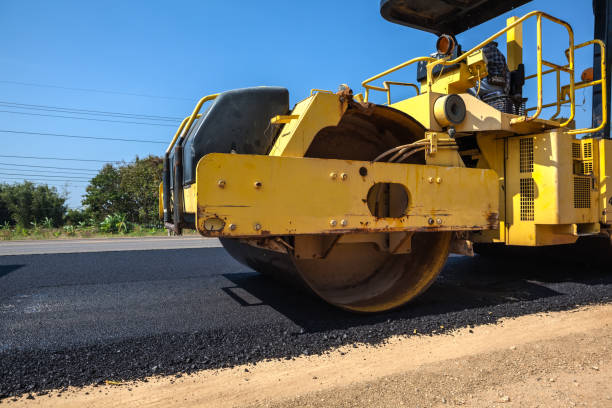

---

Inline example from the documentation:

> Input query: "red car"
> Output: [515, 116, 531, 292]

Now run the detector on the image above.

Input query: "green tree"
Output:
[0, 182, 67, 227]
[82, 156, 163, 225]
[0, 185, 11, 225]
[82, 164, 123, 220]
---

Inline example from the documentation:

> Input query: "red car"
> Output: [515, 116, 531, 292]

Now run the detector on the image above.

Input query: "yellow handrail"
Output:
[425, 11, 575, 126]
[310, 89, 333, 96]
[382, 81, 420, 105]
[566, 39, 607, 135]
[362, 56, 435, 102]
[165, 114, 204, 154]
[361, 11, 581, 128]
[181, 94, 219, 140]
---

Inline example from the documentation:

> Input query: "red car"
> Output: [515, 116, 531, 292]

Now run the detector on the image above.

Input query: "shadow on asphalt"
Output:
[222, 253, 612, 333]
[0, 264, 24, 279]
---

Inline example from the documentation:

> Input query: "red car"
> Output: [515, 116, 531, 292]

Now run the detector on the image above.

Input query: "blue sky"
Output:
[0, 0, 597, 208]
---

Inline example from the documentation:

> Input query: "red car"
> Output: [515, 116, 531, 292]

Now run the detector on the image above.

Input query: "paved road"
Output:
[0, 238, 611, 399]
[0, 236, 221, 256]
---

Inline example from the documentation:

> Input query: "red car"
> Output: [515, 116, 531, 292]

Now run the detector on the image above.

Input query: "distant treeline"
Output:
[0, 155, 162, 229]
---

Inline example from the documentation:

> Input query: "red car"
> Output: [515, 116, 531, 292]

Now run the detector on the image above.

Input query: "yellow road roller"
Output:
[160, 0, 612, 312]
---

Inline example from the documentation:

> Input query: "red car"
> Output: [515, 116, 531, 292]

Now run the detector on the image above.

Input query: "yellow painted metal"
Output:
[390, 92, 441, 130]
[166, 116, 197, 155]
[566, 39, 607, 135]
[183, 184, 197, 214]
[506, 16, 523, 71]
[269, 92, 347, 157]
[473, 134, 507, 243]
[424, 132, 463, 167]
[158, 182, 164, 220]
[310, 89, 333, 96]
[426, 60, 487, 95]
[391, 92, 560, 135]
[599, 139, 612, 224]
[523, 39, 607, 134]
[194, 153, 499, 238]
[363, 11, 578, 128]
[270, 115, 300, 124]
[502, 132, 599, 246]
[362, 56, 435, 102]
[382, 81, 419, 105]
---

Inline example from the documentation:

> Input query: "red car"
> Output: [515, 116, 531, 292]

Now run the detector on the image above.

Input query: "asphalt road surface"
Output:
[1, 237, 611, 399]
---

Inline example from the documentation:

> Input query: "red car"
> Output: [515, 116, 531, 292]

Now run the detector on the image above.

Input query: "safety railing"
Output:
[165, 93, 219, 154]
[310, 89, 333, 96]
[163, 93, 219, 233]
[382, 81, 420, 105]
[361, 11, 607, 135]
[524, 39, 607, 134]
[362, 56, 435, 103]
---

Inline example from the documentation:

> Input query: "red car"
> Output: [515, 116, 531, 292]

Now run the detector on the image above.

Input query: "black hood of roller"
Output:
[170, 86, 289, 187]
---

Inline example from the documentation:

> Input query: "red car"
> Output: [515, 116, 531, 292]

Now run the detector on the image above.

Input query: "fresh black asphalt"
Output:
[1, 243, 611, 399]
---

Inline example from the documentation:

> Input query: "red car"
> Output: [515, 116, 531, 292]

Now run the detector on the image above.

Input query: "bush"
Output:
[65, 208, 90, 226]
[99, 213, 132, 234]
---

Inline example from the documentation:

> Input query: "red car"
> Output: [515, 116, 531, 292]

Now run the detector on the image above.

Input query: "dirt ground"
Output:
[7, 304, 612, 408]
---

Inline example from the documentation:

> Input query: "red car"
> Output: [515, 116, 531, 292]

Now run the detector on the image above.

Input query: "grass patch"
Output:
[0, 225, 199, 241]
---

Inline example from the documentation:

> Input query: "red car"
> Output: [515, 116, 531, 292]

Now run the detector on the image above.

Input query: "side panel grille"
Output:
[519, 138, 534, 173]
[583, 161, 593, 174]
[573, 176, 591, 209]
[583, 142, 593, 159]
[520, 178, 535, 221]
[572, 143, 581, 158]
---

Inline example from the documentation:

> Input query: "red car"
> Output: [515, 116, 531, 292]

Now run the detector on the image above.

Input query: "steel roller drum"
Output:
[220, 104, 451, 312]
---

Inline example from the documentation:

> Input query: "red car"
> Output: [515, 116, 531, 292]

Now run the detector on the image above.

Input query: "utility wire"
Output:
[0, 176, 89, 184]
[0, 162, 99, 172]
[0, 100, 183, 121]
[0, 154, 126, 163]
[0, 80, 194, 101]
[0, 129, 167, 144]
[0, 172, 91, 180]
[0, 110, 177, 127]
[0, 167, 96, 176]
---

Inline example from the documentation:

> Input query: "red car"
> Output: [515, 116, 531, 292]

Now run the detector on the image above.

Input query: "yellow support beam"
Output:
[506, 16, 523, 71]
[194, 153, 499, 237]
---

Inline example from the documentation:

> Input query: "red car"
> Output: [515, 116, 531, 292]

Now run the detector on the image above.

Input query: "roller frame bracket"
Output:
[195, 153, 500, 238]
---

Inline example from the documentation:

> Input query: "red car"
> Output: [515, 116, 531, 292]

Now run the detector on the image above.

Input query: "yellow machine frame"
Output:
[161, 10, 612, 250]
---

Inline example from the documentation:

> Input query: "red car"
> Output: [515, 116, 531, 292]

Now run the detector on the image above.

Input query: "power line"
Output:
[0, 100, 183, 121]
[0, 80, 194, 102]
[0, 154, 125, 163]
[0, 176, 89, 184]
[0, 172, 91, 180]
[0, 162, 99, 172]
[0, 167, 96, 176]
[0, 109, 177, 127]
[0, 129, 167, 144]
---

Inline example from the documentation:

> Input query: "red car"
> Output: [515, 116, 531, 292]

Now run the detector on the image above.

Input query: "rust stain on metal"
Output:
[486, 211, 500, 229]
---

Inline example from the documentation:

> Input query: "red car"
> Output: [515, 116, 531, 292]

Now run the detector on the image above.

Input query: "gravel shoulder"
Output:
[6, 303, 611, 407]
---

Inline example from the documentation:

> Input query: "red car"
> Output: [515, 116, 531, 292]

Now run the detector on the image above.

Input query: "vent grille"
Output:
[583, 161, 593, 175]
[573, 176, 591, 209]
[519, 138, 534, 173]
[572, 143, 581, 158]
[520, 178, 535, 221]
[583, 142, 593, 159]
